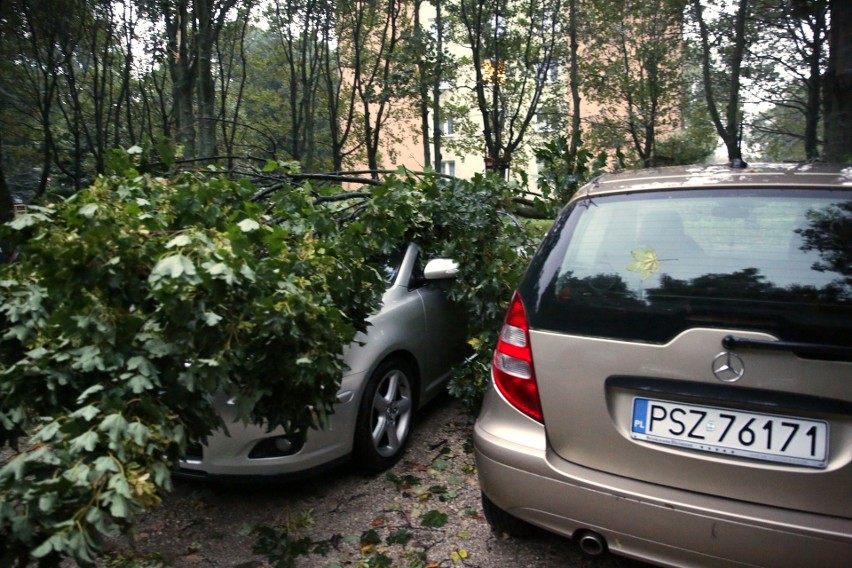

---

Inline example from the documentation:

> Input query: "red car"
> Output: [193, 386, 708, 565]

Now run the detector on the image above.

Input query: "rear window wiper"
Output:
[722, 335, 852, 362]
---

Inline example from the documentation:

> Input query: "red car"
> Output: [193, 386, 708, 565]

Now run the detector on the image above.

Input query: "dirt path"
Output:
[113, 395, 648, 568]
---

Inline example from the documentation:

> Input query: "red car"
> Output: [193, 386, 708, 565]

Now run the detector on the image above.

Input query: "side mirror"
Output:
[423, 258, 459, 280]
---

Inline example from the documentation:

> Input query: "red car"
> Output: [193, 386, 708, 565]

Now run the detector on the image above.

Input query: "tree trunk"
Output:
[569, 0, 582, 155]
[414, 0, 431, 168]
[823, 0, 852, 162]
[196, 0, 218, 160]
[166, 0, 196, 159]
[803, 5, 826, 160]
[0, 134, 12, 223]
[692, 0, 748, 164]
[431, 1, 444, 171]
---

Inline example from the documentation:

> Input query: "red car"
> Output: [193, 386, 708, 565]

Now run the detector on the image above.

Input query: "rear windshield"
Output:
[521, 188, 852, 345]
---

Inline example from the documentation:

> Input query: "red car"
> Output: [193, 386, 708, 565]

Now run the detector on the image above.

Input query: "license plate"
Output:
[631, 398, 829, 468]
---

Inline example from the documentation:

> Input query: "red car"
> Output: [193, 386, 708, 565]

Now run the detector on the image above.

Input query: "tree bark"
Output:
[431, 1, 445, 171]
[568, 0, 582, 155]
[803, 4, 826, 159]
[692, 0, 748, 163]
[165, 0, 197, 159]
[0, 134, 12, 223]
[414, 0, 432, 168]
[823, 0, 852, 162]
[196, 0, 218, 160]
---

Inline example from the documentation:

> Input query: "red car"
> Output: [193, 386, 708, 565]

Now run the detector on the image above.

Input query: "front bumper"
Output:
[474, 387, 852, 568]
[177, 372, 365, 479]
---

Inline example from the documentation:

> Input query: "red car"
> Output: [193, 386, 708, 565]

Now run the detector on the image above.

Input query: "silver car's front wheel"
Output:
[354, 358, 415, 472]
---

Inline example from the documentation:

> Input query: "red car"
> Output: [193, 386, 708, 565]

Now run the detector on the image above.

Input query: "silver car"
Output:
[475, 163, 852, 567]
[179, 243, 468, 478]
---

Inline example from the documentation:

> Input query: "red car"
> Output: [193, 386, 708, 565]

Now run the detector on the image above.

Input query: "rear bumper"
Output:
[474, 388, 852, 568]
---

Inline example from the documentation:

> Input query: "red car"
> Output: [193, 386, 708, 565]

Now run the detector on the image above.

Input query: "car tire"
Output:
[353, 357, 416, 472]
[481, 491, 536, 538]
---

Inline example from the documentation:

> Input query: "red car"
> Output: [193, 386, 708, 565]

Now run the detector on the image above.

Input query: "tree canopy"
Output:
[0, 0, 849, 216]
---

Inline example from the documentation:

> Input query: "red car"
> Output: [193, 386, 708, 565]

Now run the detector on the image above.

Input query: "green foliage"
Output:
[443, 0, 570, 175]
[581, 0, 688, 166]
[419, 510, 449, 528]
[386, 529, 412, 546]
[535, 134, 610, 212]
[0, 168, 394, 565]
[0, 154, 535, 564]
[251, 511, 314, 568]
[409, 174, 529, 412]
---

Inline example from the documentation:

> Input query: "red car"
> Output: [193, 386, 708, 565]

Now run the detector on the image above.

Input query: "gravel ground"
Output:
[107, 395, 650, 568]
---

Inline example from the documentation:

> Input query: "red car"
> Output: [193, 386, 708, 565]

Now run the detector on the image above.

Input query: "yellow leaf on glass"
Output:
[627, 247, 660, 280]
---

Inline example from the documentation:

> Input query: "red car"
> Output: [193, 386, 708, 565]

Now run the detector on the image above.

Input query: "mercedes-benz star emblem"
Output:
[712, 351, 745, 383]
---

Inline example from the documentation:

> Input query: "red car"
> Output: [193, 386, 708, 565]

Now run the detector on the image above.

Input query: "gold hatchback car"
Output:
[475, 163, 852, 567]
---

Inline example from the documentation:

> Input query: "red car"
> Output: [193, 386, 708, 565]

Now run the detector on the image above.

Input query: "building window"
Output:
[548, 63, 559, 83]
[440, 160, 455, 176]
[440, 116, 455, 136]
[535, 111, 559, 132]
[537, 62, 559, 83]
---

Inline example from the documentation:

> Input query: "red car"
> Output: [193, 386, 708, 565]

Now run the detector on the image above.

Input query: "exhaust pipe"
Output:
[576, 530, 607, 557]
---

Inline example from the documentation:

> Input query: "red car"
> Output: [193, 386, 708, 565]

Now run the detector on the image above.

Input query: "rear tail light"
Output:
[492, 291, 543, 422]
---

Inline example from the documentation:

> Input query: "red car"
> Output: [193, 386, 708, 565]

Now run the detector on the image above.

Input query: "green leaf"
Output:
[127, 355, 156, 377]
[239, 263, 256, 282]
[70, 431, 100, 452]
[30, 534, 64, 559]
[93, 456, 120, 474]
[368, 553, 392, 568]
[77, 384, 105, 403]
[238, 219, 261, 232]
[420, 510, 448, 528]
[98, 413, 129, 439]
[38, 493, 58, 512]
[33, 420, 61, 442]
[0, 452, 28, 481]
[126, 422, 150, 445]
[360, 529, 381, 545]
[127, 374, 154, 393]
[108, 472, 133, 498]
[73, 345, 105, 372]
[70, 405, 101, 421]
[205, 262, 236, 283]
[27, 346, 49, 360]
[166, 234, 192, 248]
[9, 212, 51, 229]
[203, 311, 223, 326]
[78, 203, 100, 218]
[149, 254, 197, 281]
[109, 494, 130, 518]
[386, 529, 411, 546]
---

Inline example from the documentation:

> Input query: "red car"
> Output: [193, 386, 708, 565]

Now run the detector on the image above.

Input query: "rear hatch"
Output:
[520, 186, 852, 518]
